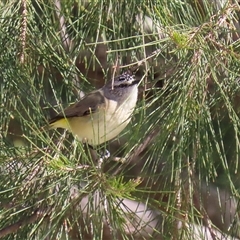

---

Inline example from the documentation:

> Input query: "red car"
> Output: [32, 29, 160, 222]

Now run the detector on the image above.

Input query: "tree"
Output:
[1, 0, 240, 239]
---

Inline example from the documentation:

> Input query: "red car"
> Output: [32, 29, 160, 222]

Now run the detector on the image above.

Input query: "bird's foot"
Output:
[97, 149, 110, 169]
[100, 149, 110, 159]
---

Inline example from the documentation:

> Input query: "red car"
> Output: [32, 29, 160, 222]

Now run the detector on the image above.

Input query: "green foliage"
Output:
[1, 0, 240, 239]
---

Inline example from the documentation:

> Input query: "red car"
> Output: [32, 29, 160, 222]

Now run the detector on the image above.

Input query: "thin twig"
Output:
[19, 0, 27, 64]
[54, 0, 71, 51]
[111, 57, 120, 89]
[62, 165, 91, 171]
[140, 15, 149, 95]
[121, 49, 161, 72]
[54, 0, 84, 97]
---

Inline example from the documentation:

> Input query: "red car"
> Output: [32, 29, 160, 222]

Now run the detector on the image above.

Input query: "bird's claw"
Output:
[97, 149, 110, 169]
[100, 149, 110, 159]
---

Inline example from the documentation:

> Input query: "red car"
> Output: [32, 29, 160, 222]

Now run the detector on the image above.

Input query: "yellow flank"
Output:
[49, 118, 69, 129]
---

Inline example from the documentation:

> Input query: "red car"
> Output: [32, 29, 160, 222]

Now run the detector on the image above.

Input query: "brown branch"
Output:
[129, 127, 160, 163]
[19, 0, 27, 64]
[54, 0, 84, 97]
[193, 181, 218, 240]
[111, 57, 120, 89]
[0, 208, 50, 238]
[54, 0, 71, 51]
[112, 127, 160, 175]
[119, 49, 161, 73]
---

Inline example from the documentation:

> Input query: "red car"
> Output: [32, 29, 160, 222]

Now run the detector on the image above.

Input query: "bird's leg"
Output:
[97, 149, 110, 169]
[85, 144, 110, 168]
[99, 149, 110, 159]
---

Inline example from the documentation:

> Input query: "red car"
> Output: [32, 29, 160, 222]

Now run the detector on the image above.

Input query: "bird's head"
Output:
[110, 71, 139, 89]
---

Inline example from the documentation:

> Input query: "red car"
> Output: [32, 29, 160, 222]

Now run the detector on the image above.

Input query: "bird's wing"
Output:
[49, 90, 106, 124]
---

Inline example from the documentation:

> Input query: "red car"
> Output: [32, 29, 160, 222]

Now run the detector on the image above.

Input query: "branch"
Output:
[54, 0, 71, 51]
[112, 127, 160, 175]
[0, 208, 50, 238]
[120, 49, 161, 72]
[129, 127, 160, 163]
[18, 0, 27, 64]
[54, 0, 84, 97]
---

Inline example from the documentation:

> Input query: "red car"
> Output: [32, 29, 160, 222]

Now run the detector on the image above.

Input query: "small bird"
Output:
[49, 71, 139, 146]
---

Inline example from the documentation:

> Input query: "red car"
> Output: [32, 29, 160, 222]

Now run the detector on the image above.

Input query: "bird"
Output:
[48, 71, 139, 147]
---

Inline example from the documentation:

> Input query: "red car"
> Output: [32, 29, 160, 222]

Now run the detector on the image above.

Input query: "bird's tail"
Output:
[48, 118, 69, 130]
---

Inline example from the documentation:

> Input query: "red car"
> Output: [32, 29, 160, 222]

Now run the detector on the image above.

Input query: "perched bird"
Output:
[49, 71, 139, 146]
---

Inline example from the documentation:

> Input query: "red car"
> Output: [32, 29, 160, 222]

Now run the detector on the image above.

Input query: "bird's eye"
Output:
[119, 74, 127, 81]
[118, 73, 133, 82]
